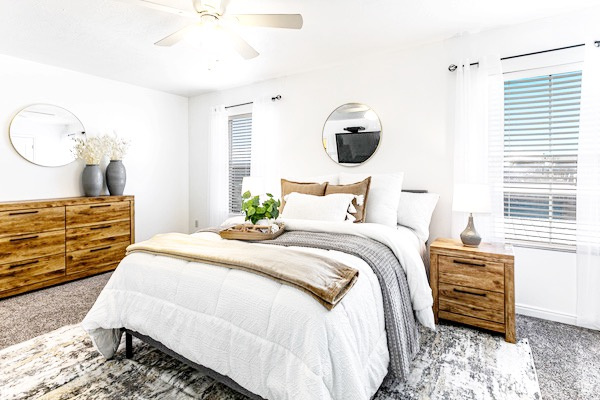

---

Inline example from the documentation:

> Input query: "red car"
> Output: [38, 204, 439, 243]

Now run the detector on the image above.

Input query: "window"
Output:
[228, 114, 252, 214]
[503, 70, 581, 251]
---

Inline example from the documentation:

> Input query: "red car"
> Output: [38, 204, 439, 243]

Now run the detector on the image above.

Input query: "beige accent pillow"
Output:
[280, 179, 328, 211]
[325, 177, 371, 223]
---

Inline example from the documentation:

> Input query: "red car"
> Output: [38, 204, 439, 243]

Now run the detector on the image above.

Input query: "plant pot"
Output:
[82, 164, 103, 197]
[106, 160, 127, 196]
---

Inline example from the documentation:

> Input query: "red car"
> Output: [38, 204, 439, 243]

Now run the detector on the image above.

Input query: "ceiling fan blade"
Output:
[218, 26, 259, 59]
[155, 25, 196, 46]
[115, 0, 198, 18]
[232, 14, 303, 29]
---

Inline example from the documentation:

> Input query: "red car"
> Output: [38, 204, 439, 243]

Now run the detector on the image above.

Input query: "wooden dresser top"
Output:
[0, 196, 134, 212]
[430, 237, 514, 260]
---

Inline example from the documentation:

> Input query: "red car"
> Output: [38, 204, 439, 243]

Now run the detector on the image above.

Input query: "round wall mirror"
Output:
[9, 104, 86, 167]
[322, 103, 382, 166]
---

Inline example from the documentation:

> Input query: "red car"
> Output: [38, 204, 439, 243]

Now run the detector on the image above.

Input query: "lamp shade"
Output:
[452, 183, 491, 214]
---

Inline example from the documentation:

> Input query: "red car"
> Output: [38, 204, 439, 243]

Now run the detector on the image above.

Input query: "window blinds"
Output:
[228, 114, 252, 214]
[503, 71, 581, 251]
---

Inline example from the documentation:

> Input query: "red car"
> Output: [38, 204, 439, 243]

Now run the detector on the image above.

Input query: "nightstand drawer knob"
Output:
[453, 260, 485, 267]
[453, 288, 487, 297]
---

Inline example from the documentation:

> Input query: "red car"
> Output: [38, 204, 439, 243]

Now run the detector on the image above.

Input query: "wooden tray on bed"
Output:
[219, 223, 285, 241]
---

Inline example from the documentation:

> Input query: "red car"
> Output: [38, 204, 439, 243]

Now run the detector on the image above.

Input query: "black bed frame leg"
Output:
[125, 332, 133, 359]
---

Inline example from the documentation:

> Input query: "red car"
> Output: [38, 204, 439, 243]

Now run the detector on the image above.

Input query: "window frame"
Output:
[501, 62, 583, 252]
[228, 112, 252, 215]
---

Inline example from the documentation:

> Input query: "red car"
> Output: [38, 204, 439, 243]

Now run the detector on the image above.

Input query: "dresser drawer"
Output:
[66, 202, 130, 228]
[438, 283, 504, 324]
[67, 220, 131, 252]
[0, 207, 65, 238]
[67, 240, 129, 275]
[438, 255, 504, 293]
[0, 231, 65, 264]
[0, 254, 65, 292]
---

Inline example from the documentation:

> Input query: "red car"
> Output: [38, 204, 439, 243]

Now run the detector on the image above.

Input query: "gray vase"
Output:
[82, 164, 103, 197]
[106, 160, 126, 196]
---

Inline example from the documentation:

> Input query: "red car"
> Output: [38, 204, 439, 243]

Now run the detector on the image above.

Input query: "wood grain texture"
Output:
[66, 241, 129, 275]
[439, 283, 504, 324]
[66, 202, 130, 228]
[67, 220, 130, 252]
[0, 207, 65, 238]
[0, 231, 65, 265]
[430, 252, 439, 324]
[0, 254, 65, 292]
[430, 238, 515, 343]
[0, 196, 134, 212]
[439, 255, 505, 293]
[438, 310, 506, 333]
[0, 196, 134, 299]
[505, 258, 516, 343]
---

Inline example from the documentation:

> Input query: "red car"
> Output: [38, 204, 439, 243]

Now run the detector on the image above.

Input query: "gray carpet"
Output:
[0, 274, 599, 399]
[0, 273, 112, 349]
[0, 323, 540, 400]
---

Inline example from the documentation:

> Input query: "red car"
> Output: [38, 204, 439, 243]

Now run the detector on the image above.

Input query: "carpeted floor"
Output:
[0, 273, 599, 399]
[0, 323, 540, 400]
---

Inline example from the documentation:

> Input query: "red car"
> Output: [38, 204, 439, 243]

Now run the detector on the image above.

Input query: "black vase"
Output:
[106, 160, 126, 196]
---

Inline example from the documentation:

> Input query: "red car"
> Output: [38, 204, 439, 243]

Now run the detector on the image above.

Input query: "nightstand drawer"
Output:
[439, 283, 504, 324]
[439, 255, 504, 293]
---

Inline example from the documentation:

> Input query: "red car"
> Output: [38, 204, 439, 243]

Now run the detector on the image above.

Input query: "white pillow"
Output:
[397, 192, 439, 242]
[281, 192, 355, 222]
[339, 172, 404, 227]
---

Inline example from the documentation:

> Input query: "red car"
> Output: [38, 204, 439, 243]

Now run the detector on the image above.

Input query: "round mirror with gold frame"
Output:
[322, 103, 382, 166]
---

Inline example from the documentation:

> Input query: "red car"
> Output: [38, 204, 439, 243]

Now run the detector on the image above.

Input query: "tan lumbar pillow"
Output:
[324, 176, 371, 223]
[280, 179, 328, 211]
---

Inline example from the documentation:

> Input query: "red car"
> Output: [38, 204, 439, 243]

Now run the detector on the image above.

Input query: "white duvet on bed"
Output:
[82, 221, 434, 400]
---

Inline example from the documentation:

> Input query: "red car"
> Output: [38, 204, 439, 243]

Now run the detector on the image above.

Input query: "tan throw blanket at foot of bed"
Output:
[126, 233, 358, 310]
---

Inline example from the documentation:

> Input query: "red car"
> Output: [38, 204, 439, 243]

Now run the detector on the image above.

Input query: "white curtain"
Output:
[251, 96, 280, 180]
[207, 105, 229, 226]
[576, 41, 600, 330]
[452, 56, 504, 242]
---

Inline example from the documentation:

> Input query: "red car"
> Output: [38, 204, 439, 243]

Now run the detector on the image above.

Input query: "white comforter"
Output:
[82, 220, 434, 400]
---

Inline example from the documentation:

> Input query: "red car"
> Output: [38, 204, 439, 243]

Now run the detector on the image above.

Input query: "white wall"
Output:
[189, 7, 600, 325]
[0, 54, 190, 241]
[189, 40, 452, 238]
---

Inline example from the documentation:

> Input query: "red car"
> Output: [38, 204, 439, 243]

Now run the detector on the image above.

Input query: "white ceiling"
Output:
[0, 0, 598, 97]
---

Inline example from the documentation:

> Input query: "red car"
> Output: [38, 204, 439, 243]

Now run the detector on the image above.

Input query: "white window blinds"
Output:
[229, 114, 252, 214]
[503, 70, 581, 251]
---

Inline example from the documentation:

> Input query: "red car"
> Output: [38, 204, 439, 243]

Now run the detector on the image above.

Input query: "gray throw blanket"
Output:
[258, 231, 419, 382]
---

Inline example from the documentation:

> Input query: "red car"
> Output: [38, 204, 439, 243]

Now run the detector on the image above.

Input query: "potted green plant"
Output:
[241, 191, 281, 225]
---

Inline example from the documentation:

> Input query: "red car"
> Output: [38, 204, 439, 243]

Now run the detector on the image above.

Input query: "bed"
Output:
[82, 185, 437, 400]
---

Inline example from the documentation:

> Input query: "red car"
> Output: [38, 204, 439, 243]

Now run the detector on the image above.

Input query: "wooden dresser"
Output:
[430, 238, 515, 343]
[0, 196, 134, 298]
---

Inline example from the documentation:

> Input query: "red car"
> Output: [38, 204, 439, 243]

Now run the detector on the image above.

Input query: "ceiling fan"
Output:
[118, 0, 303, 59]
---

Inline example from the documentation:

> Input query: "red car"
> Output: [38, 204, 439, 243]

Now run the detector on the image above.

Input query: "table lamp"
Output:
[452, 183, 491, 247]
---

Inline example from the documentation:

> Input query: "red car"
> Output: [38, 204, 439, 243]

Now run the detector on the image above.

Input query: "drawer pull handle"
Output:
[453, 288, 487, 297]
[8, 210, 39, 216]
[90, 246, 112, 253]
[453, 260, 485, 267]
[90, 225, 112, 230]
[10, 235, 39, 242]
[10, 260, 39, 269]
[90, 204, 111, 209]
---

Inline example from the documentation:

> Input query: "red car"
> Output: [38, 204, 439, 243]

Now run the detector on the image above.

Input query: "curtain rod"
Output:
[448, 41, 600, 72]
[224, 95, 282, 109]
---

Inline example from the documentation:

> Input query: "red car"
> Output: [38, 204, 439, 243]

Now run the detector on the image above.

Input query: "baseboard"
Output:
[516, 304, 577, 326]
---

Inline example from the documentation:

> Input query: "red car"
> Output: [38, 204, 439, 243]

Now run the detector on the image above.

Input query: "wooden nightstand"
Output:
[430, 238, 515, 343]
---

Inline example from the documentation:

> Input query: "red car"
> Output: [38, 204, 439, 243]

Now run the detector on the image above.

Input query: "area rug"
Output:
[0, 323, 541, 399]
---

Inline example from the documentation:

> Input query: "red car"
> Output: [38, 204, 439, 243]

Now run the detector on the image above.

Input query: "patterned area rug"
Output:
[0, 323, 541, 400]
